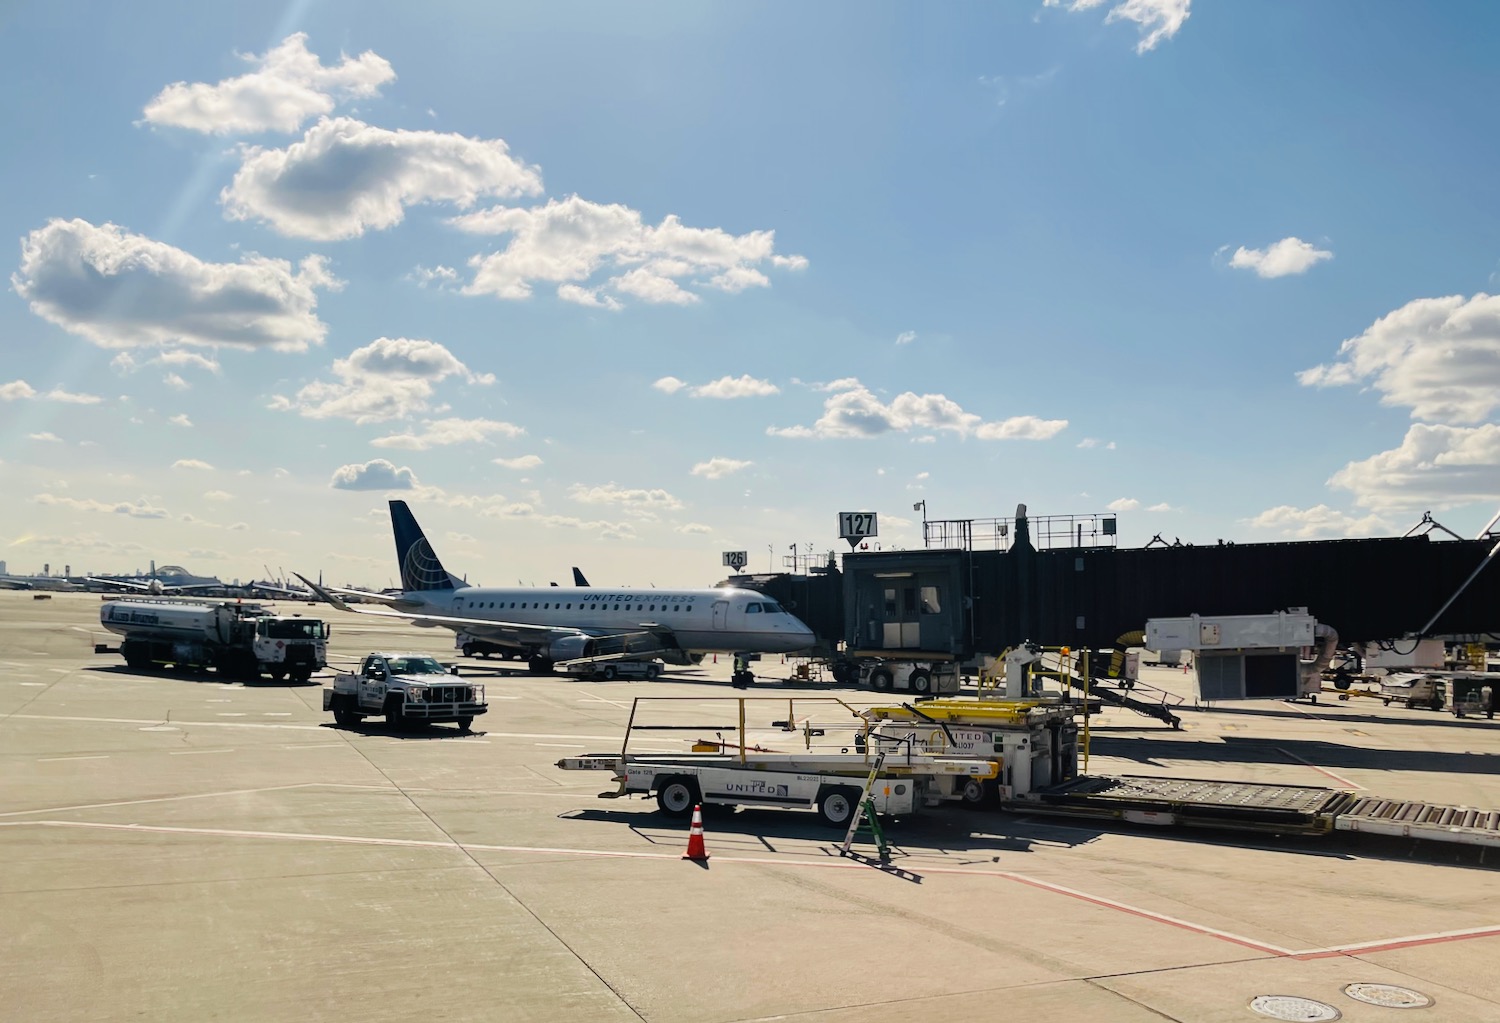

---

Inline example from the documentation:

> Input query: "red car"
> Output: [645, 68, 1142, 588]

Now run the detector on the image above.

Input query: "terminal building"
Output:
[738, 504, 1500, 683]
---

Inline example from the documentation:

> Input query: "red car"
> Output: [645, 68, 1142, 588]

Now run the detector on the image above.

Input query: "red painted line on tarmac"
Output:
[16, 818, 1500, 961]
[1291, 924, 1500, 959]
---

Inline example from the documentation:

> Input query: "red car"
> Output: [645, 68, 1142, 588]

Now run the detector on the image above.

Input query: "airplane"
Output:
[297, 500, 816, 682]
[86, 561, 230, 596]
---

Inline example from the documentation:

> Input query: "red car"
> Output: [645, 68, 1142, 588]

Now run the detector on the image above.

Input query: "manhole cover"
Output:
[1249, 995, 1341, 1021]
[1344, 984, 1432, 1008]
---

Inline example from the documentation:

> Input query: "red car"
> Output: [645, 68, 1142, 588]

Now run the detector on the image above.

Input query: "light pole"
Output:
[913, 500, 927, 546]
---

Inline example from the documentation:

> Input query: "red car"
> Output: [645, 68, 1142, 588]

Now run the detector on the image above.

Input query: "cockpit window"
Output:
[745, 602, 762, 613]
[761, 600, 782, 614]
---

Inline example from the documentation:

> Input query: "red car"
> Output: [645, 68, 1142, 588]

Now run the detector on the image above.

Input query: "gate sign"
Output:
[838, 511, 878, 549]
[722, 550, 748, 571]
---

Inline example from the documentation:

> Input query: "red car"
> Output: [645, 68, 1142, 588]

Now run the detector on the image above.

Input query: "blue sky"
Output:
[5, 1, 1500, 587]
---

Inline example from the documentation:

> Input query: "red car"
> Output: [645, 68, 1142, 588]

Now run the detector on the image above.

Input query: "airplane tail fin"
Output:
[572, 567, 590, 587]
[389, 501, 469, 592]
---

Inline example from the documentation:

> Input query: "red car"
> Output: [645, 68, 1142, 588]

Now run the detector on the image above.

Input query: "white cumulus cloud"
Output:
[568, 483, 684, 512]
[33, 494, 168, 518]
[1299, 293, 1500, 424]
[1328, 423, 1500, 511]
[691, 457, 752, 480]
[1247, 504, 1390, 539]
[652, 376, 688, 394]
[767, 378, 1067, 441]
[451, 194, 806, 307]
[270, 337, 493, 424]
[329, 458, 418, 491]
[370, 417, 523, 450]
[172, 459, 214, 470]
[493, 454, 543, 470]
[896, 331, 917, 345]
[1227, 236, 1333, 278]
[141, 33, 395, 135]
[1, 380, 104, 404]
[13, 218, 335, 351]
[222, 117, 543, 240]
[690, 375, 780, 399]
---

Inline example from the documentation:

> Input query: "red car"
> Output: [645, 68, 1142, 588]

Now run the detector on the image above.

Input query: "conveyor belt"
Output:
[1334, 796, 1500, 846]
[1011, 775, 1355, 833]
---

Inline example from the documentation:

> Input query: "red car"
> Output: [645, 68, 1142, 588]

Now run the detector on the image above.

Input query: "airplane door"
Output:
[712, 601, 729, 630]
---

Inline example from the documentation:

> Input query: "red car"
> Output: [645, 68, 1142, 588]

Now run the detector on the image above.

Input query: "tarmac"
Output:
[5, 591, 1500, 1022]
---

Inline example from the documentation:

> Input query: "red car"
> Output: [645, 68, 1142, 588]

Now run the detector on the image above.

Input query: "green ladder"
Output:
[839, 751, 891, 862]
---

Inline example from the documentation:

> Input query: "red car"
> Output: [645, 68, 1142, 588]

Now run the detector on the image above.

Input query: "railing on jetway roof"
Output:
[922, 513, 1119, 552]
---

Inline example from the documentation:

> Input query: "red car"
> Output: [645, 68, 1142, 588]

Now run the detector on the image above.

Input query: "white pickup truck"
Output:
[324, 652, 488, 732]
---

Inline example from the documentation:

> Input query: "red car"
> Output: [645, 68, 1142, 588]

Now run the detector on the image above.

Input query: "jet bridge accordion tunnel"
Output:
[742, 535, 1500, 660]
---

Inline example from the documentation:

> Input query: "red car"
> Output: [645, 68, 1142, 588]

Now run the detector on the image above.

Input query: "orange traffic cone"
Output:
[682, 804, 709, 861]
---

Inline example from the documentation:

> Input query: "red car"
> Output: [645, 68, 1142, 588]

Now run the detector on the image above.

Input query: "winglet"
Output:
[295, 572, 352, 612]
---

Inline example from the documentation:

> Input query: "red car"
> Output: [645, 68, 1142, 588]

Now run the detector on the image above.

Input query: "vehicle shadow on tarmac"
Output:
[84, 664, 322, 688]
[561, 805, 1500, 873]
[1089, 733, 1500, 777]
[320, 720, 481, 740]
[1188, 700, 1496, 731]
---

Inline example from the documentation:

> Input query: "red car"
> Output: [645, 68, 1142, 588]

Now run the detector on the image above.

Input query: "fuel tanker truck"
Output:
[98, 599, 330, 682]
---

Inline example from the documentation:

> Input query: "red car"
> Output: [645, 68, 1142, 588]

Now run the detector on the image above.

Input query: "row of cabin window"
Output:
[464, 601, 697, 612]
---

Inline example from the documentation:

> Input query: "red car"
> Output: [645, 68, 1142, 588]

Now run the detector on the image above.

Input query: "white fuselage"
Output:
[432, 585, 814, 654]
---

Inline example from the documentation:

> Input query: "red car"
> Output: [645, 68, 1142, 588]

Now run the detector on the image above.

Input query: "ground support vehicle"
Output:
[556, 696, 998, 828]
[559, 694, 1500, 855]
[858, 699, 1079, 806]
[325, 652, 487, 731]
[97, 598, 328, 681]
[1445, 673, 1499, 719]
[830, 653, 961, 694]
[558, 658, 664, 681]
[455, 632, 516, 659]
[1379, 673, 1445, 710]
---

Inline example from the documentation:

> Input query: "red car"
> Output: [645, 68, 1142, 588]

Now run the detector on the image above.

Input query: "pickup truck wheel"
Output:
[333, 710, 362, 728]
[455, 716, 473, 732]
[602, 665, 617, 681]
[869, 669, 893, 691]
[909, 670, 932, 694]
[817, 787, 861, 828]
[656, 777, 697, 817]
[384, 696, 407, 731]
[461, 643, 476, 657]
[646, 663, 661, 680]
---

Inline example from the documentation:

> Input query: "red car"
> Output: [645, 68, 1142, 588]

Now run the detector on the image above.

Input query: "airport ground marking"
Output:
[37, 755, 110, 762]
[1275, 747, 1364, 790]
[13, 816, 1496, 961]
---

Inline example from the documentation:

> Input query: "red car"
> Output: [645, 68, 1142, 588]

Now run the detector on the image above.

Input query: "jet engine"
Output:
[547, 635, 597, 662]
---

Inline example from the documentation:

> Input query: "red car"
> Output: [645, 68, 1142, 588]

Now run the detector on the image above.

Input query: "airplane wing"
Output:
[295, 573, 678, 646]
[85, 576, 153, 592]
[302, 581, 427, 609]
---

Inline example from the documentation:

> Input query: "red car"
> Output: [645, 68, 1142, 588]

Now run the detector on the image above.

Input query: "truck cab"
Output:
[325, 652, 488, 732]
[250, 615, 329, 682]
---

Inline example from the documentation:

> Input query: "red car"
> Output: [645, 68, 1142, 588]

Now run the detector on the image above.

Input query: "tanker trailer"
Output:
[99, 599, 329, 681]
